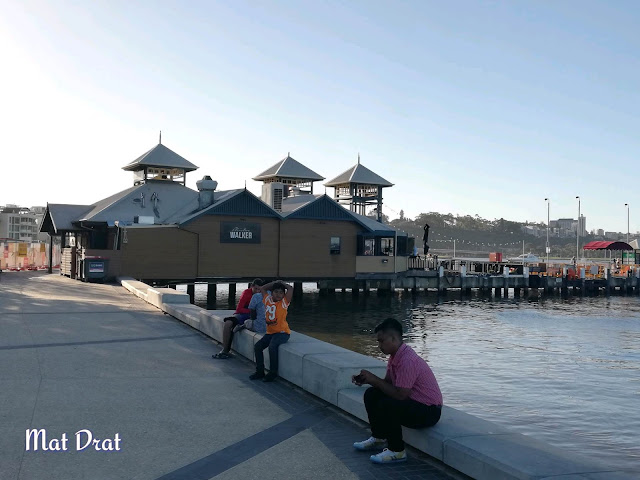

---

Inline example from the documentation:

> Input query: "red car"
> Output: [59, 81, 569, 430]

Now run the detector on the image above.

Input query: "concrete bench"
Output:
[121, 280, 638, 480]
[146, 287, 190, 309]
[119, 277, 151, 301]
[336, 388, 635, 479]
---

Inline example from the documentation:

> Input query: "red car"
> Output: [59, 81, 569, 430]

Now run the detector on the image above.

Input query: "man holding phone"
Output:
[352, 318, 442, 464]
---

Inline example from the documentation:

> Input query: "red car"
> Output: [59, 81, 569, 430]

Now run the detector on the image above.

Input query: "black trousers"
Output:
[254, 333, 290, 374]
[364, 386, 441, 452]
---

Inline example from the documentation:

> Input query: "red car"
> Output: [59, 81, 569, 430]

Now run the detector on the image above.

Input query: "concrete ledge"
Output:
[337, 387, 368, 422]
[120, 278, 150, 301]
[198, 310, 234, 342]
[121, 279, 638, 480]
[303, 352, 386, 405]
[146, 287, 190, 309]
[278, 340, 345, 388]
[444, 432, 613, 480]
[163, 304, 203, 330]
[233, 329, 260, 362]
[404, 406, 511, 461]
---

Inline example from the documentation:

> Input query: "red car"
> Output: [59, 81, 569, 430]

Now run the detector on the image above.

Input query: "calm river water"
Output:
[187, 284, 640, 470]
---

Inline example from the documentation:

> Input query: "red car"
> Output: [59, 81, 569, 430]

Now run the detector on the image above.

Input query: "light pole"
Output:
[625, 203, 629, 244]
[576, 196, 580, 262]
[544, 198, 550, 263]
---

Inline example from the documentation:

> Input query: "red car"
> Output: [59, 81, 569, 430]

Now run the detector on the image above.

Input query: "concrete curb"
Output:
[119, 278, 637, 480]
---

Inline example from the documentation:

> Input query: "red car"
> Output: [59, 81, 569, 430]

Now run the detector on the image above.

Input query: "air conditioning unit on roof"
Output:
[262, 182, 285, 212]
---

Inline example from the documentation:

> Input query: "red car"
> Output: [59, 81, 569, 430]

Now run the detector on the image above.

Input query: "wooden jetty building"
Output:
[39, 141, 639, 298]
[40, 143, 412, 292]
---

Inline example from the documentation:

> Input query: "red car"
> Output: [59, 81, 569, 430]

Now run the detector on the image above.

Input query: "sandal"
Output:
[212, 352, 232, 359]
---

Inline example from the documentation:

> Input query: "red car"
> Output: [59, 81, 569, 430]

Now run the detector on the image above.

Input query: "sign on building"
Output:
[220, 222, 261, 244]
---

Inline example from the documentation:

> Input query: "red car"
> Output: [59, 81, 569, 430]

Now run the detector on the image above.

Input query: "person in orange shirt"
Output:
[249, 280, 293, 383]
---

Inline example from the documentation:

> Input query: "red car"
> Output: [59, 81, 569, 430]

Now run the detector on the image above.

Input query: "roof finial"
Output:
[358, 152, 360, 164]
[159, 130, 162, 144]
[288, 151, 290, 158]
[245, 180, 247, 190]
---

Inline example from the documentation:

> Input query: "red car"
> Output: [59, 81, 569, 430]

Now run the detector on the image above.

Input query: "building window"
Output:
[381, 237, 395, 256]
[330, 236, 341, 254]
[364, 238, 375, 255]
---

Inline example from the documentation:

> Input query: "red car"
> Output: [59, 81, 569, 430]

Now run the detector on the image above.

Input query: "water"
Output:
[185, 283, 640, 470]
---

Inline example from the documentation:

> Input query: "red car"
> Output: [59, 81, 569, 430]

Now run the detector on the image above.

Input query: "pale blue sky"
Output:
[1, 0, 638, 233]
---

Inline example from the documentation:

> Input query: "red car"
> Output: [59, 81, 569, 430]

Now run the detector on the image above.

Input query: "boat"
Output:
[507, 253, 540, 263]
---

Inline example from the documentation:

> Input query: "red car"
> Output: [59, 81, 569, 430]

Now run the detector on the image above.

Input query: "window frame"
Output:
[329, 236, 341, 255]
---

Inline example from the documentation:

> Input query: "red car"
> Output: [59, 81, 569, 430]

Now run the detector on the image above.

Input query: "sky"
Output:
[1, 0, 638, 233]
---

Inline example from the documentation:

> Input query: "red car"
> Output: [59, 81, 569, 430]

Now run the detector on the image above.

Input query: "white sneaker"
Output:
[353, 436, 387, 451]
[370, 448, 407, 464]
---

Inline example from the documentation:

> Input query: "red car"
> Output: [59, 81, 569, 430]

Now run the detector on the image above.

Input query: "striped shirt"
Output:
[387, 343, 442, 406]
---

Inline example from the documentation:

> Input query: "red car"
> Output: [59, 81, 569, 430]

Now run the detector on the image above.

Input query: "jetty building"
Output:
[40, 142, 411, 285]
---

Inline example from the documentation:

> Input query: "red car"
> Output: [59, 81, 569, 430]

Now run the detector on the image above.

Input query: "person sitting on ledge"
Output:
[352, 317, 442, 464]
[212, 278, 263, 359]
[233, 287, 267, 335]
[249, 280, 293, 382]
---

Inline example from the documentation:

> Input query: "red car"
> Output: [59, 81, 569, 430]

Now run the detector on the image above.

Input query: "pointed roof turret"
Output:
[324, 155, 393, 223]
[325, 162, 393, 187]
[122, 143, 198, 172]
[253, 154, 324, 182]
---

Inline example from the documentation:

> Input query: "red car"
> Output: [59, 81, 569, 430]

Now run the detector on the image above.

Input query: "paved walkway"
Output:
[0, 272, 466, 480]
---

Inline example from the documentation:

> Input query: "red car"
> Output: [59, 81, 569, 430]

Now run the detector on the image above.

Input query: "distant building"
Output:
[521, 225, 543, 237]
[596, 229, 605, 236]
[548, 217, 587, 238]
[577, 215, 587, 236]
[0, 205, 46, 242]
[556, 218, 574, 230]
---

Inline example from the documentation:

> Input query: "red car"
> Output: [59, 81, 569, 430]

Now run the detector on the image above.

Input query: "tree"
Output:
[399, 209, 405, 221]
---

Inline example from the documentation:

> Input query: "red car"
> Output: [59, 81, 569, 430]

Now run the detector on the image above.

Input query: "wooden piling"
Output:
[186, 284, 195, 304]
[206, 283, 217, 308]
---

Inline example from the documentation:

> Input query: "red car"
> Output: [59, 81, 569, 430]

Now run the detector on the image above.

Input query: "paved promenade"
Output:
[0, 272, 465, 480]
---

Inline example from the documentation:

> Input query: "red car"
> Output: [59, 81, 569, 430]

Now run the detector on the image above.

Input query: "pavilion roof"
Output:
[582, 240, 633, 250]
[253, 155, 324, 181]
[122, 143, 198, 172]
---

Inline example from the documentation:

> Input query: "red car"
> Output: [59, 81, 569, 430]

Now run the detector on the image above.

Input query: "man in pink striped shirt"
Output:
[352, 318, 442, 464]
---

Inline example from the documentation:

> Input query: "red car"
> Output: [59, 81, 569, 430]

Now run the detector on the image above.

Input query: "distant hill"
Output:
[376, 211, 609, 259]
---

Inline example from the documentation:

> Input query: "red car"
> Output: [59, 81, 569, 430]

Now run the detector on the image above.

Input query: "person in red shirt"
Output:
[212, 278, 263, 359]
[352, 318, 442, 464]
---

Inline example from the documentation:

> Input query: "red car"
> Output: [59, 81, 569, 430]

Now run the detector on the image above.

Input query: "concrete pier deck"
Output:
[0, 272, 463, 480]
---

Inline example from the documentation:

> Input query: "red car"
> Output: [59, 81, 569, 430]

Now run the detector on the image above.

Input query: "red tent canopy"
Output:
[582, 241, 632, 250]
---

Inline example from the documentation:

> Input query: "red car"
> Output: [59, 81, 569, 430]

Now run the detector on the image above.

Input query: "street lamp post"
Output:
[576, 196, 580, 262]
[625, 203, 629, 244]
[544, 198, 550, 263]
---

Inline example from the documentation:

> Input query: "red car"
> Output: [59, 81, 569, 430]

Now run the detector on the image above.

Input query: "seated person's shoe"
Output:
[249, 371, 265, 380]
[262, 373, 278, 382]
[353, 436, 387, 451]
[370, 448, 407, 464]
[212, 351, 232, 359]
[232, 324, 246, 333]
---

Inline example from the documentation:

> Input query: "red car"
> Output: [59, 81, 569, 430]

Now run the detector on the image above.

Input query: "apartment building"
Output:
[0, 205, 46, 242]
